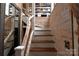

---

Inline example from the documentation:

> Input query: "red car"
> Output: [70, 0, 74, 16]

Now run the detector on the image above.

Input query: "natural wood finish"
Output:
[32, 40, 55, 43]
[15, 15, 34, 56]
[15, 46, 25, 56]
[0, 3, 5, 56]
[30, 47, 57, 52]
[4, 29, 14, 44]
[20, 9, 23, 44]
[25, 31, 34, 56]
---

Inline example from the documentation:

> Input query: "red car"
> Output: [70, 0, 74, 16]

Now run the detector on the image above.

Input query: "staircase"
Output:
[29, 28, 57, 56]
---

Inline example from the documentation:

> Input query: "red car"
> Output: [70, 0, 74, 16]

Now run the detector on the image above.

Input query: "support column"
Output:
[20, 7, 23, 44]
[32, 3, 35, 30]
[0, 3, 5, 56]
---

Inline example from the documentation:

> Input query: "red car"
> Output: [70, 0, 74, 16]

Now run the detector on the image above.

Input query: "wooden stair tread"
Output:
[29, 52, 57, 56]
[35, 30, 51, 31]
[30, 47, 57, 52]
[31, 43, 54, 48]
[32, 40, 55, 43]
[34, 34, 54, 36]
[34, 30, 52, 36]
[33, 36, 54, 40]
[35, 27, 51, 31]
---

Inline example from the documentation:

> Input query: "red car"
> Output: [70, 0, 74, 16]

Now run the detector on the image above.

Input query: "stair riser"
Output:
[32, 40, 55, 43]
[33, 36, 54, 41]
[34, 31, 52, 35]
[31, 43, 54, 48]
[29, 29, 55, 56]
[29, 52, 57, 56]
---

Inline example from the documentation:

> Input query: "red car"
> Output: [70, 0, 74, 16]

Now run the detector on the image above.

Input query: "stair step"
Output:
[32, 35, 55, 43]
[29, 52, 57, 56]
[34, 30, 52, 36]
[35, 27, 51, 31]
[32, 40, 55, 43]
[31, 43, 54, 48]
[34, 34, 54, 36]
[30, 47, 57, 52]
[33, 36, 54, 41]
[35, 29, 51, 31]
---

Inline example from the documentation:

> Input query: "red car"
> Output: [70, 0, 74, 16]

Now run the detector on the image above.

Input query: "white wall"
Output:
[5, 3, 9, 15]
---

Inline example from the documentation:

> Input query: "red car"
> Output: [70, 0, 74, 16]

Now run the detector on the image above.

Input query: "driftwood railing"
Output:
[15, 15, 34, 56]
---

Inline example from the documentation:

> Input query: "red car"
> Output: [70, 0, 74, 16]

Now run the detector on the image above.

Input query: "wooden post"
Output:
[73, 15, 78, 56]
[71, 8, 74, 56]
[70, 4, 78, 56]
[0, 3, 5, 56]
[15, 46, 25, 56]
[20, 7, 23, 45]
[32, 3, 35, 30]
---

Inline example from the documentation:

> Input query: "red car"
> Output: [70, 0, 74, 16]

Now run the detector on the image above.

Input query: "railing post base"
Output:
[15, 46, 25, 56]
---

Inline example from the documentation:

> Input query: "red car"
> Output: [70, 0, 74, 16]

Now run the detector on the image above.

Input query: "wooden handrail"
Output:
[22, 15, 34, 24]
[10, 3, 21, 11]
[4, 29, 14, 44]
[22, 21, 31, 46]
[5, 16, 14, 22]
[28, 15, 34, 21]
[22, 8, 31, 17]
[22, 15, 34, 45]
[15, 15, 34, 56]
[4, 16, 15, 44]
[25, 31, 34, 56]
[14, 22, 31, 56]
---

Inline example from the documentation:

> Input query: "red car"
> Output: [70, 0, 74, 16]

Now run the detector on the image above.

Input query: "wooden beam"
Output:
[71, 6, 75, 56]
[20, 9, 23, 44]
[32, 3, 35, 30]
[25, 31, 34, 56]
[4, 29, 14, 44]
[70, 4, 79, 56]
[0, 3, 5, 56]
